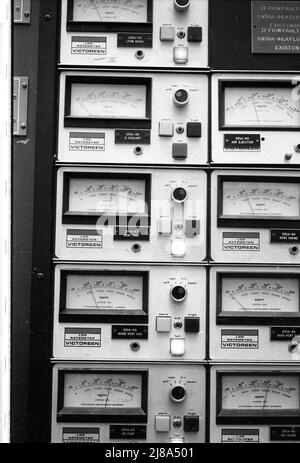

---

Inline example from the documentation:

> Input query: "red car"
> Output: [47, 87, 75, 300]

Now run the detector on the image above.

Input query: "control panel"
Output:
[53, 264, 206, 361]
[209, 267, 300, 362]
[51, 363, 206, 443]
[211, 74, 300, 165]
[55, 166, 207, 262]
[59, 0, 208, 68]
[210, 364, 300, 443]
[210, 169, 300, 264]
[58, 71, 208, 165]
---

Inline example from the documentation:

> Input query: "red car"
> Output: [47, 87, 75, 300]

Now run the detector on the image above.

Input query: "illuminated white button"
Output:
[173, 46, 188, 64]
[158, 217, 172, 235]
[160, 26, 175, 41]
[155, 415, 171, 432]
[170, 437, 185, 443]
[156, 316, 172, 333]
[159, 121, 174, 137]
[170, 338, 185, 356]
[171, 239, 186, 256]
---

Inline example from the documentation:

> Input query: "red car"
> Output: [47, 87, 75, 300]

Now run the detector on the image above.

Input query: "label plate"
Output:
[271, 326, 300, 341]
[112, 325, 148, 339]
[271, 229, 300, 243]
[222, 232, 260, 251]
[115, 130, 151, 144]
[224, 134, 261, 151]
[66, 230, 103, 249]
[117, 33, 153, 48]
[110, 425, 147, 440]
[270, 426, 300, 441]
[221, 329, 259, 349]
[71, 36, 107, 55]
[69, 132, 105, 152]
[62, 428, 99, 443]
[64, 328, 101, 347]
[221, 429, 259, 443]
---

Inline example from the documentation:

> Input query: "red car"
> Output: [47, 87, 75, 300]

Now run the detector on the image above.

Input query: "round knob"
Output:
[170, 285, 187, 302]
[294, 144, 300, 153]
[170, 385, 186, 402]
[172, 186, 188, 203]
[173, 88, 189, 107]
[174, 0, 190, 12]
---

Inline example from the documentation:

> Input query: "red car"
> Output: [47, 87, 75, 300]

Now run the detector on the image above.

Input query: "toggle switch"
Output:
[156, 316, 172, 333]
[170, 338, 185, 356]
[155, 415, 171, 432]
[159, 121, 174, 137]
[158, 216, 172, 235]
[171, 239, 186, 257]
[173, 46, 188, 64]
[174, 0, 190, 12]
[160, 25, 175, 41]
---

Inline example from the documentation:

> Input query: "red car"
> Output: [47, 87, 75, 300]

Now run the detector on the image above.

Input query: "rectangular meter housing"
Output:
[211, 169, 300, 264]
[55, 166, 207, 262]
[210, 266, 300, 362]
[53, 263, 206, 361]
[51, 363, 206, 443]
[210, 364, 300, 443]
[60, 0, 208, 68]
[58, 71, 208, 165]
[212, 74, 300, 165]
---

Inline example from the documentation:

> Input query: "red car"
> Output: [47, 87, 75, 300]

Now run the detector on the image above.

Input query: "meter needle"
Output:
[247, 198, 255, 215]
[262, 380, 271, 410]
[89, 284, 99, 310]
[231, 295, 247, 311]
[105, 378, 113, 408]
[92, 0, 103, 21]
[253, 99, 260, 126]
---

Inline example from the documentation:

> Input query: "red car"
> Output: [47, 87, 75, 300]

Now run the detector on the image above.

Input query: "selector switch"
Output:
[170, 338, 185, 356]
[183, 416, 199, 432]
[170, 285, 187, 302]
[156, 316, 172, 333]
[170, 385, 186, 402]
[173, 89, 189, 107]
[184, 317, 200, 333]
[187, 122, 202, 138]
[172, 186, 188, 203]
[174, 0, 190, 12]
[173, 47, 189, 64]
[159, 121, 174, 137]
[172, 143, 188, 159]
[187, 26, 202, 42]
[160, 26, 175, 41]
[155, 415, 171, 432]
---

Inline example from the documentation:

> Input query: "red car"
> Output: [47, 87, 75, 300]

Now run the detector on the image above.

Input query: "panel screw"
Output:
[44, 14, 51, 21]
[15, 6, 20, 11]
[21, 123, 26, 129]
[13, 94, 17, 99]
[22, 82, 28, 89]
[24, 11, 30, 17]
[37, 273, 44, 280]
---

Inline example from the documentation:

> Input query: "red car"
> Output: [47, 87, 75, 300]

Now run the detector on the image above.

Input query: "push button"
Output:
[172, 143, 188, 159]
[155, 415, 171, 432]
[170, 338, 185, 356]
[160, 26, 175, 41]
[159, 121, 174, 137]
[187, 26, 202, 43]
[171, 239, 186, 257]
[156, 316, 172, 333]
[173, 46, 188, 64]
[158, 216, 172, 235]
[183, 416, 199, 432]
[187, 122, 202, 138]
[184, 317, 200, 333]
[185, 219, 200, 237]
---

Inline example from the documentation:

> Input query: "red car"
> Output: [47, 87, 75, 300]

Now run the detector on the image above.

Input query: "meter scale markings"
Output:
[73, 0, 148, 23]
[64, 373, 142, 408]
[224, 87, 300, 128]
[222, 376, 300, 410]
[223, 182, 300, 217]
[223, 277, 299, 313]
[66, 274, 143, 311]
[69, 178, 146, 214]
[70, 84, 147, 119]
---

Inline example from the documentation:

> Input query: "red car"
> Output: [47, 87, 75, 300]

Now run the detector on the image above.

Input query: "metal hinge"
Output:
[13, 76, 28, 136]
[13, 0, 31, 24]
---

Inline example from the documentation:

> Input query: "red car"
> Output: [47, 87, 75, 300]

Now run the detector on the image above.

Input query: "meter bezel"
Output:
[219, 79, 300, 131]
[59, 269, 149, 323]
[57, 369, 148, 423]
[217, 175, 300, 229]
[64, 75, 152, 129]
[62, 171, 152, 225]
[216, 272, 300, 326]
[216, 371, 300, 425]
[66, 0, 153, 33]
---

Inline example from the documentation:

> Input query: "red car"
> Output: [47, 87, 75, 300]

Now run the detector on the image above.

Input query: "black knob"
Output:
[174, 0, 190, 12]
[172, 187, 188, 203]
[173, 89, 189, 107]
[171, 285, 187, 302]
[170, 385, 186, 402]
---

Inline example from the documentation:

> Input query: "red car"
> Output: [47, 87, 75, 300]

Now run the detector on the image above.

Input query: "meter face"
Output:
[222, 181, 300, 218]
[64, 372, 142, 409]
[72, 0, 149, 23]
[68, 177, 147, 215]
[221, 375, 300, 411]
[222, 83, 300, 129]
[221, 276, 299, 314]
[65, 273, 143, 312]
[70, 83, 147, 119]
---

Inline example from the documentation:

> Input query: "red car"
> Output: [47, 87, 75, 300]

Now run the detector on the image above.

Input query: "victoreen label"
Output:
[221, 329, 259, 349]
[66, 230, 103, 248]
[69, 132, 105, 152]
[64, 328, 101, 347]
[221, 429, 259, 443]
[62, 428, 100, 443]
[222, 232, 260, 251]
[71, 36, 107, 55]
